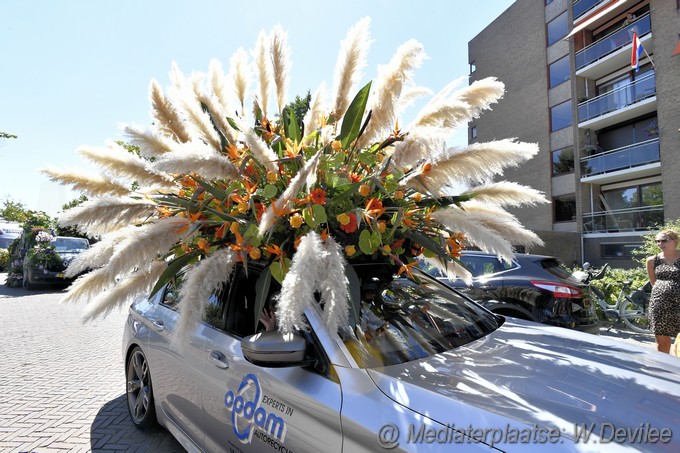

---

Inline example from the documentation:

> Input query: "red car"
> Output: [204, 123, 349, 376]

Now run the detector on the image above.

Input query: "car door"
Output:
[456, 254, 505, 302]
[144, 277, 208, 449]
[200, 266, 343, 453]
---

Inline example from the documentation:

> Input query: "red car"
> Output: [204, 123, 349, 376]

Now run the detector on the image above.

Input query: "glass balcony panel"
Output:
[583, 206, 664, 233]
[578, 72, 655, 122]
[573, 0, 608, 20]
[575, 14, 651, 70]
[581, 139, 659, 176]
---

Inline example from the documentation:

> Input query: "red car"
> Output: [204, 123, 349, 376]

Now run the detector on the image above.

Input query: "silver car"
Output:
[123, 263, 680, 452]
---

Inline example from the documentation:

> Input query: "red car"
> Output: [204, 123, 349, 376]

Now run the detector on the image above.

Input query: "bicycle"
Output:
[574, 263, 652, 334]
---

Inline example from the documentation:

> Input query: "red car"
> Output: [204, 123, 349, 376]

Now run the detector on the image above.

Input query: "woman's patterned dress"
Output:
[649, 255, 680, 336]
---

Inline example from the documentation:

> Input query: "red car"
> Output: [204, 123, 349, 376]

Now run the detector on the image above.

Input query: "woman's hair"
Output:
[657, 229, 679, 241]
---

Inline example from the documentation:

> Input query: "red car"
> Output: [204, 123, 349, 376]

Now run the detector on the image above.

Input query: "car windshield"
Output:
[539, 258, 579, 281]
[341, 272, 500, 368]
[52, 237, 89, 253]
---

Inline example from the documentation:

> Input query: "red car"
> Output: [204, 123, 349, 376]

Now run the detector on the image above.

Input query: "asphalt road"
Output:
[0, 272, 663, 452]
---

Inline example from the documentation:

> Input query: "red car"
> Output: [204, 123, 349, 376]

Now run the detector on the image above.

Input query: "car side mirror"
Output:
[241, 330, 309, 368]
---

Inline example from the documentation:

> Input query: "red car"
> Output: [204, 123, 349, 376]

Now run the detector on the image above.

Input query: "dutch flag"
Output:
[631, 32, 644, 72]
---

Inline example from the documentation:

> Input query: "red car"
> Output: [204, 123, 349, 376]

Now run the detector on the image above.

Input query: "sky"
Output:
[0, 0, 515, 217]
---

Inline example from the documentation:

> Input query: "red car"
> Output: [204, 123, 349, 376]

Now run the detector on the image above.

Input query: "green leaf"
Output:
[359, 229, 374, 255]
[270, 258, 292, 284]
[243, 224, 262, 248]
[403, 229, 447, 258]
[262, 184, 278, 199]
[371, 230, 382, 248]
[303, 206, 318, 228]
[282, 107, 301, 143]
[149, 250, 202, 297]
[253, 267, 272, 332]
[192, 177, 229, 201]
[337, 81, 372, 149]
[311, 204, 327, 224]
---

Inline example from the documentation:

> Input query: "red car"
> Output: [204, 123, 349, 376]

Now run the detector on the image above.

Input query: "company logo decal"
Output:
[224, 373, 287, 444]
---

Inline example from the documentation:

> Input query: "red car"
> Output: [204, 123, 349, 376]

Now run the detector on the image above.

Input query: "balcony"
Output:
[583, 205, 663, 233]
[577, 72, 656, 129]
[580, 139, 660, 183]
[573, 0, 609, 21]
[575, 14, 651, 77]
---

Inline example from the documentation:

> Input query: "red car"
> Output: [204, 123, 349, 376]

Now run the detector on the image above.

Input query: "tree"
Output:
[0, 198, 29, 222]
[0, 132, 17, 140]
[283, 91, 311, 130]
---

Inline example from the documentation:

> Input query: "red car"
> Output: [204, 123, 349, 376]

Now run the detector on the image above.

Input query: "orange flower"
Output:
[340, 212, 357, 234]
[337, 213, 350, 225]
[310, 188, 326, 205]
[249, 247, 262, 260]
[255, 203, 266, 222]
[345, 245, 356, 257]
[197, 238, 210, 253]
[377, 221, 387, 234]
[348, 172, 362, 183]
[358, 184, 371, 197]
[397, 261, 418, 278]
[290, 213, 303, 229]
[365, 198, 385, 219]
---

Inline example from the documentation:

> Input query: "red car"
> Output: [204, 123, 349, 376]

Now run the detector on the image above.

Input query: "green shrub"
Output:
[0, 248, 9, 271]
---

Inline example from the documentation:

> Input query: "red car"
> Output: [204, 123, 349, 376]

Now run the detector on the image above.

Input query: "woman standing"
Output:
[646, 229, 680, 353]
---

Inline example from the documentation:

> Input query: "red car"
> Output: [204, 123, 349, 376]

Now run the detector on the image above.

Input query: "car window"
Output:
[160, 275, 183, 311]
[460, 255, 516, 277]
[158, 272, 227, 329]
[539, 258, 576, 280]
[52, 237, 89, 253]
[341, 272, 500, 368]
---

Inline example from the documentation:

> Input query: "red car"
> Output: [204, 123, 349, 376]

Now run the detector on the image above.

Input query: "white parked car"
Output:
[123, 263, 680, 452]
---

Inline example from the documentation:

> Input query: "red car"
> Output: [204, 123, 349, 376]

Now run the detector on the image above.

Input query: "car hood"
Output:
[367, 319, 680, 445]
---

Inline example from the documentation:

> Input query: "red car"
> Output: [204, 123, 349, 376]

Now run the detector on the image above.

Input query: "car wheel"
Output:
[126, 347, 157, 429]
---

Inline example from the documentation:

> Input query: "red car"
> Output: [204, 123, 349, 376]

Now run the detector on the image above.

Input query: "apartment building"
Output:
[468, 0, 680, 268]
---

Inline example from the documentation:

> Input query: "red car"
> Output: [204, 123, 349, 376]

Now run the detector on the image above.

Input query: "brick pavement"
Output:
[0, 274, 183, 452]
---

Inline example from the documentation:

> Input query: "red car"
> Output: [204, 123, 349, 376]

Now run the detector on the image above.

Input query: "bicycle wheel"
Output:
[619, 295, 651, 334]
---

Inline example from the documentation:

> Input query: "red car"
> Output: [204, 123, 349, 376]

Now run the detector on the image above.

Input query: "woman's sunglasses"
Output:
[656, 239, 670, 244]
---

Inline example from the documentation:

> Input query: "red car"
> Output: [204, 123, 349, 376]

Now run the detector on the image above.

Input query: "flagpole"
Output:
[642, 46, 656, 69]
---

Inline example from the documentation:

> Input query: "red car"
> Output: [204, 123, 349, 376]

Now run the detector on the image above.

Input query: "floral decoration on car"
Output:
[44, 18, 545, 336]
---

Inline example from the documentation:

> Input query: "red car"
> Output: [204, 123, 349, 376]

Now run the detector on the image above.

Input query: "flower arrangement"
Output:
[45, 18, 545, 336]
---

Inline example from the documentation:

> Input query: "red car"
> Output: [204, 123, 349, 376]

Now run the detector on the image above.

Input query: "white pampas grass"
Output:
[175, 249, 236, 342]
[149, 79, 190, 143]
[153, 141, 240, 181]
[412, 139, 539, 189]
[253, 30, 271, 118]
[233, 117, 278, 173]
[229, 48, 251, 117]
[458, 200, 544, 248]
[207, 59, 229, 109]
[104, 217, 193, 281]
[303, 82, 327, 143]
[454, 77, 505, 117]
[65, 226, 136, 278]
[270, 26, 291, 115]
[57, 196, 157, 236]
[463, 181, 546, 207]
[259, 150, 321, 236]
[41, 167, 130, 197]
[79, 142, 174, 188]
[331, 16, 371, 121]
[276, 232, 349, 334]
[316, 236, 350, 335]
[193, 77, 237, 147]
[171, 74, 223, 152]
[430, 207, 516, 263]
[83, 261, 168, 321]
[421, 255, 473, 286]
[62, 267, 113, 304]
[122, 124, 175, 158]
[357, 39, 426, 147]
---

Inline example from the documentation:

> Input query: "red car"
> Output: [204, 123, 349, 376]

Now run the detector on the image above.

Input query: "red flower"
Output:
[310, 188, 326, 205]
[340, 212, 357, 234]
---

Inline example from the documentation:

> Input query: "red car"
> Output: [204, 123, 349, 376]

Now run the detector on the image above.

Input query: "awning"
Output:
[566, 0, 629, 39]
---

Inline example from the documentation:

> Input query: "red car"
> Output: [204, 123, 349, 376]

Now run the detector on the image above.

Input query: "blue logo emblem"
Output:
[224, 373, 287, 444]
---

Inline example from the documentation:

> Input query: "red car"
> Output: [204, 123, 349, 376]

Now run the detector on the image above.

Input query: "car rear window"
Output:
[539, 258, 576, 280]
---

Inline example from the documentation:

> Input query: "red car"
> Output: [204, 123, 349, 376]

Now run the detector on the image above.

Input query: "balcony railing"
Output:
[575, 14, 651, 70]
[573, 0, 608, 20]
[583, 205, 664, 233]
[581, 139, 659, 177]
[578, 72, 655, 123]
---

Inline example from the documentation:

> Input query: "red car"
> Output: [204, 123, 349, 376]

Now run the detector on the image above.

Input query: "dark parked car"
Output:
[421, 251, 600, 334]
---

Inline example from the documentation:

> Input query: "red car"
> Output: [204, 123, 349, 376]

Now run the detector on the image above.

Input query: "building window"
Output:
[550, 101, 572, 131]
[470, 125, 478, 140]
[545, 0, 554, 4]
[549, 55, 570, 88]
[601, 243, 642, 259]
[547, 11, 569, 46]
[469, 61, 476, 74]
[552, 147, 574, 176]
[554, 194, 576, 222]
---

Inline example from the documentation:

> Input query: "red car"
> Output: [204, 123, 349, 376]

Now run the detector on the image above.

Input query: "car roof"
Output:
[461, 250, 559, 262]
